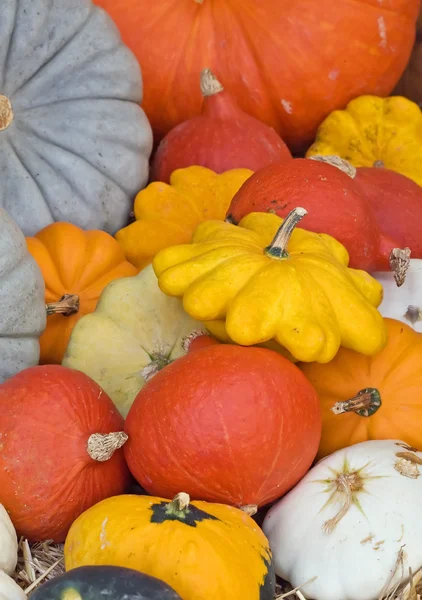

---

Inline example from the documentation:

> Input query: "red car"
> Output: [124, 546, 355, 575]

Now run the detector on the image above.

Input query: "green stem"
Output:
[165, 493, 191, 519]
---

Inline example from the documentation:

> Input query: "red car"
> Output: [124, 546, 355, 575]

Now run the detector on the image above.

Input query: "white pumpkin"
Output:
[0, 0, 152, 236]
[374, 259, 422, 332]
[263, 439, 422, 600]
[0, 208, 46, 383]
[0, 572, 26, 600]
[0, 505, 18, 576]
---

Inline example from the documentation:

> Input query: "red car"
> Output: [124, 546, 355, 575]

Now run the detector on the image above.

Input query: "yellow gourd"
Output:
[64, 493, 275, 600]
[306, 95, 422, 186]
[153, 208, 387, 363]
[115, 166, 253, 269]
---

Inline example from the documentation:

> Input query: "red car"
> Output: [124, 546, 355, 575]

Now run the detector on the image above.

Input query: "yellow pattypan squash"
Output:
[153, 208, 387, 363]
[306, 95, 422, 186]
[115, 166, 253, 270]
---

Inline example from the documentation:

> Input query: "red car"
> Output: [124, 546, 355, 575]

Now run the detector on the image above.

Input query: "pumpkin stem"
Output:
[308, 155, 357, 179]
[240, 504, 258, 516]
[373, 160, 385, 168]
[0, 95, 13, 131]
[389, 247, 411, 287]
[265, 207, 307, 259]
[165, 493, 191, 518]
[331, 388, 381, 417]
[182, 329, 215, 353]
[87, 432, 128, 462]
[200, 69, 224, 97]
[404, 305, 422, 325]
[46, 294, 80, 317]
[323, 472, 362, 534]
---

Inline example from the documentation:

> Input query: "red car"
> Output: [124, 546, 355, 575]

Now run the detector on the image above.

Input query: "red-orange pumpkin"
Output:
[0, 365, 131, 542]
[93, 0, 419, 151]
[124, 344, 321, 508]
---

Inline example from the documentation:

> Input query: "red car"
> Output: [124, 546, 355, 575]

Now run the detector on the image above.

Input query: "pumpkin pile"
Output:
[1, 1, 422, 599]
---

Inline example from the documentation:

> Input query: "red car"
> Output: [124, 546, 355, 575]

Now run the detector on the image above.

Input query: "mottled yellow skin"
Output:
[306, 95, 422, 186]
[153, 212, 387, 363]
[115, 166, 253, 270]
[64, 495, 273, 600]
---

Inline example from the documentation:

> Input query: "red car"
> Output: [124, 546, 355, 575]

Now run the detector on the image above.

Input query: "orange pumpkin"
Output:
[27, 223, 137, 364]
[300, 318, 422, 459]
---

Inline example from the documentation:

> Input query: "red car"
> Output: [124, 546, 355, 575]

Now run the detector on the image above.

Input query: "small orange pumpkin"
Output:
[27, 223, 137, 364]
[300, 318, 422, 459]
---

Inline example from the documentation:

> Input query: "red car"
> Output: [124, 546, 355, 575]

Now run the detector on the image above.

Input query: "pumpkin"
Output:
[93, 0, 418, 151]
[0, 505, 17, 576]
[30, 566, 183, 600]
[0, 572, 26, 600]
[227, 157, 403, 272]
[64, 492, 276, 600]
[0, 0, 152, 236]
[115, 166, 253, 270]
[299, 318, 422, 459]
[0, 365, 130, 542]
[27, 222, 138, 364]
[0, 208, 45, 383]
[153, 208, 387, 363]
[306, 96, 422, 186]
[62, 265, 203, 417]
[373, 260, 422, 332]
[124, 343, 321, 506]
[151, 69, 291, 183]
[263, 439, 422, 600]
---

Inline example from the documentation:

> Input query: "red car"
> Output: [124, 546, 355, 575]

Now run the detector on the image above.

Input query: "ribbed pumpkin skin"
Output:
[27, 222, 137, 364]
[0, 365, 130, 542]
[93, 0, 419, 150]
[124, 344, 321, 506]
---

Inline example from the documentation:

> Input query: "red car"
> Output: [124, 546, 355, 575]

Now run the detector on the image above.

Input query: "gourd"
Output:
[306, 96, 422, 186]
[94, 0, 418, 151]
[29, 566, 183, 600]
[151, 69, 291, 183]
[373, 260, 422, 332]
[0, 505, 18, 576]
[0, 365, 130, 542]
[0, 572, 26, 600]
[0, 208, 45, 383]
[64, 492, 276, 600]
[0, 0, 152, 236]
[63, 265, 203, 417]
[226, 157, 403, 272]
[115, 166, 253, 270]
[124, 343, 321, 507]
[27, 222, 137, 364]
[263, 439, 422, 600]
[153, 208, 387, 363]
[300, 318, 422, 459]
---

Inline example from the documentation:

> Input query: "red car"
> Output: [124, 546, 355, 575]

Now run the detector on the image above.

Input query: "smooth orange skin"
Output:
[0, 365, 130, 542]
[300, 318, 422, 459]
[26, 222, 137, 364]
[94, 0, 418, 151]
[124, 344, 322, 507]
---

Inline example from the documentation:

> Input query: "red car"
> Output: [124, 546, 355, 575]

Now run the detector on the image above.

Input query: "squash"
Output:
[153, 208, 387, 363]
[0, 572, 26, 600]
[299, 318, 422, 459]
[0, 0, 152, 236]
[373, 260, 422, 332]
[306, 96, 422, 186]
[27, 222, 137, 364]
[62, 265, 203, 417]
[124, 343, 321, 507]
[93, 0, 418, 151]
[115, 166, 253, 270]
[0, 365, 130, 542]
[263, 439, 422, 600]
[0, 208, 45, 383]
[30, 566, 183, 600]
[0, 505, 17, 576]
[64, 492, 276, 600]
[151, 69, 291, 183]
[227, 157, 403, 272]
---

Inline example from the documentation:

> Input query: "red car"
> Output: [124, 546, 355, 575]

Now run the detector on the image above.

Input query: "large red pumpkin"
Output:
[124, 344, 321, 508]
[93, 0, 418, 150]
[0, 365, 131, 542]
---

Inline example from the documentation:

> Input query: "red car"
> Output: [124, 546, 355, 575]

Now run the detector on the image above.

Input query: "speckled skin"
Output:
[0, 208, 46, 382]
[0, 0, 152, 235]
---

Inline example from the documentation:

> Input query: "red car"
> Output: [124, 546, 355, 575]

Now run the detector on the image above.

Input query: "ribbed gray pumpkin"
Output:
[0, 208, 46, 382]
[0, 0, 152, 236]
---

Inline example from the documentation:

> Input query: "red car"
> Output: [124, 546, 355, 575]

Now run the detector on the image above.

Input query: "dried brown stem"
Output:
[46, 294, 79, 316]
[309, 155, 357, 178]
[240, 504, 258, 516]
[265, 207, 307, 259]
[0, 95, 13, 131]
[200, 69, 224, 97]
[87, 432, 128, 462]
[331, 388, 381, 417]
[390, 247, 411, 287]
